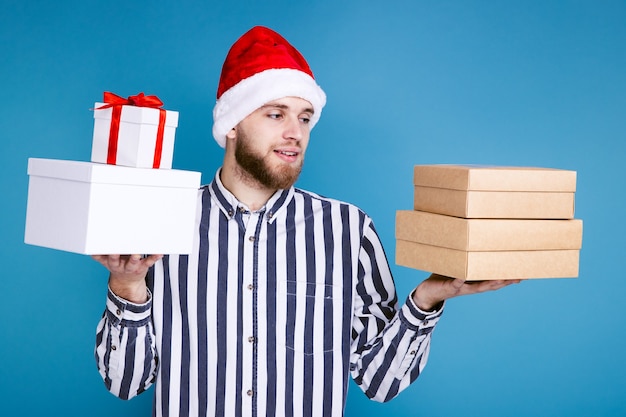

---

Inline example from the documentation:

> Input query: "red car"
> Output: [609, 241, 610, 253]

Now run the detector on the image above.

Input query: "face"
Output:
[229, 97, 313, 190]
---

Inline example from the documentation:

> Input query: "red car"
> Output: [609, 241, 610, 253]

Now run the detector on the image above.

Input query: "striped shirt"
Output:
[95, 171, 443, 417]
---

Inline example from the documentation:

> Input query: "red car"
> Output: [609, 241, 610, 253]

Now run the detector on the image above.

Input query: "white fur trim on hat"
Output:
[212, 68, 327, 148]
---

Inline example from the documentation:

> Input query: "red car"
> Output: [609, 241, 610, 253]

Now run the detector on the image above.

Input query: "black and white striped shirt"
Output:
[95, 171, 443, 417]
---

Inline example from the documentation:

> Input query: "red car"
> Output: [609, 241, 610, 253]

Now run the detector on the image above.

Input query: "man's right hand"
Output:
[92, 254, 163, 303]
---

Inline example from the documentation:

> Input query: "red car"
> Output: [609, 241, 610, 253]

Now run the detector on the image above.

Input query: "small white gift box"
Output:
[24, 158, 201, 255]
[91, 99, 179, 169]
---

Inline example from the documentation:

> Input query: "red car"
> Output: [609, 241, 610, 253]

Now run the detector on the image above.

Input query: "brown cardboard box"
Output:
[413, 165, 577, 219]
[396, 210, 583, 251]
[396, 240, 580, 280]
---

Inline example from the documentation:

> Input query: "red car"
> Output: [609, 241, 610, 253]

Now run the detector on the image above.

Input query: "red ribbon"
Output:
[95, 92, 167, 168]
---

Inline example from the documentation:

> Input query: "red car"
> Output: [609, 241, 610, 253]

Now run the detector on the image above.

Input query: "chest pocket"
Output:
[277, 280, 338, 356]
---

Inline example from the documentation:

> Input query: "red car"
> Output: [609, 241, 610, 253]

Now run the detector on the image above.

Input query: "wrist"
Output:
[412, 283, 441, 312]
[109, 274, 148, 304]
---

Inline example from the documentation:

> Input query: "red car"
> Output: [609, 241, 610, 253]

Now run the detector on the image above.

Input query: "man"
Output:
[93, 26, 517, 417]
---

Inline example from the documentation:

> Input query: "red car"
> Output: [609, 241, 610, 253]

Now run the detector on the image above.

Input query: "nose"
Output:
[283, 115, 306, 141]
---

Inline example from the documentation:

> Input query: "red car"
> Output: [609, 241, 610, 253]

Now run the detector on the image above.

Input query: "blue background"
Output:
[2, 0, 625, 415]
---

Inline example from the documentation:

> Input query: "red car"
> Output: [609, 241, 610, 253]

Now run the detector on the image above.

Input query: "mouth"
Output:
[275, 150, 298, 157]
[274, 149, 300, 162]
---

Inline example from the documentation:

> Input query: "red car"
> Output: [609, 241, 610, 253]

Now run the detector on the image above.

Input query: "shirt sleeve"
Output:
[350, 218, 444, 402]
[94, 286, 158, 400]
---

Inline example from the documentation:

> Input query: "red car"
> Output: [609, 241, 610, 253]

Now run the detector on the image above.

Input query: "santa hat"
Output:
[212, 26, 327, 148]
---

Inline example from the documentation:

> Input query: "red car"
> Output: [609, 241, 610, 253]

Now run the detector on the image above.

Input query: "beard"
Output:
[234, 128, 304, 190]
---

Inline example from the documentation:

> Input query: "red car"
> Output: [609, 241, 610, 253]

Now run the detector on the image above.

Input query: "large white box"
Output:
[92, 102, 179, 169]
[25, 158, 201, 255]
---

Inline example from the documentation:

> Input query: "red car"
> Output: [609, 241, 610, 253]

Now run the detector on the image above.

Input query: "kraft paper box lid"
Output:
[27, 158, 199, 187]
[413, 165, 577, 192]
[396, 210, 583, 251]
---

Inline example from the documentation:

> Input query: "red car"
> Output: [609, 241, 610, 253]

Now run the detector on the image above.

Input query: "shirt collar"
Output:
[209, 168, 294, 223]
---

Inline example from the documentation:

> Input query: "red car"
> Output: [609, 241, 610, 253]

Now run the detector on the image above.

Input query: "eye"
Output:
[299, 114, 312, 124]
[268, 112, 282, 120]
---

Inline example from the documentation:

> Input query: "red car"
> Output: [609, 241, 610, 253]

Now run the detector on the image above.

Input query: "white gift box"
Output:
[92, 102, 179, 169]
[24, 158, 201, 255]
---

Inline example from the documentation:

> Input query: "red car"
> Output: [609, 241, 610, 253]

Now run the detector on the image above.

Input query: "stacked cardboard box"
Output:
[24, 93, 201, 255]
[396, 165, 583, 280]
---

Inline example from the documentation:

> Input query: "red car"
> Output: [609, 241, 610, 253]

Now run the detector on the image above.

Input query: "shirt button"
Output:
[248, 336, 256, 343]
[111, 345, 117, 351]
[247, 284, 254, 290]
[247, 389, 254, 397]
[116, 309, 121, 316]
[409, 350, 416, 355]
[248, 235, 255, 242]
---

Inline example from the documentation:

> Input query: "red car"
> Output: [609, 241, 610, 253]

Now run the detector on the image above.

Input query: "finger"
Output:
[93, 254, 162, 275]
[91, 254, 106, 264]
[496, 279, 523, 289]
[143, 254, 164, 268]
[108, 254, 121, 268]
[476, 279, 520, 293]
[457, 280, 500, 295]
[127, 254, 142, 265]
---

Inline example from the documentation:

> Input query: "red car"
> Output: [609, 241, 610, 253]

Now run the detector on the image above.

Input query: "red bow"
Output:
[95, 92, 167, 168]
[96, 91, 164, 110]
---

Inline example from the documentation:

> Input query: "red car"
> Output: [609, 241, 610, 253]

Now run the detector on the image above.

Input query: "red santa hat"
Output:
[212, 26, 327, 147]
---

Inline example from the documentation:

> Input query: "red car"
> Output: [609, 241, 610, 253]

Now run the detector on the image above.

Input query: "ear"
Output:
[226, 127, 237, 141]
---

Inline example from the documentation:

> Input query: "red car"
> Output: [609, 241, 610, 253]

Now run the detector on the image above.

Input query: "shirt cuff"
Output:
[105, 286, 152, 327]
[399, 293, 444, 330]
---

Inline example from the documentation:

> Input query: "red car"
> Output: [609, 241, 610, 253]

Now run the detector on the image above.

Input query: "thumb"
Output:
[450, 277, 466, 290]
